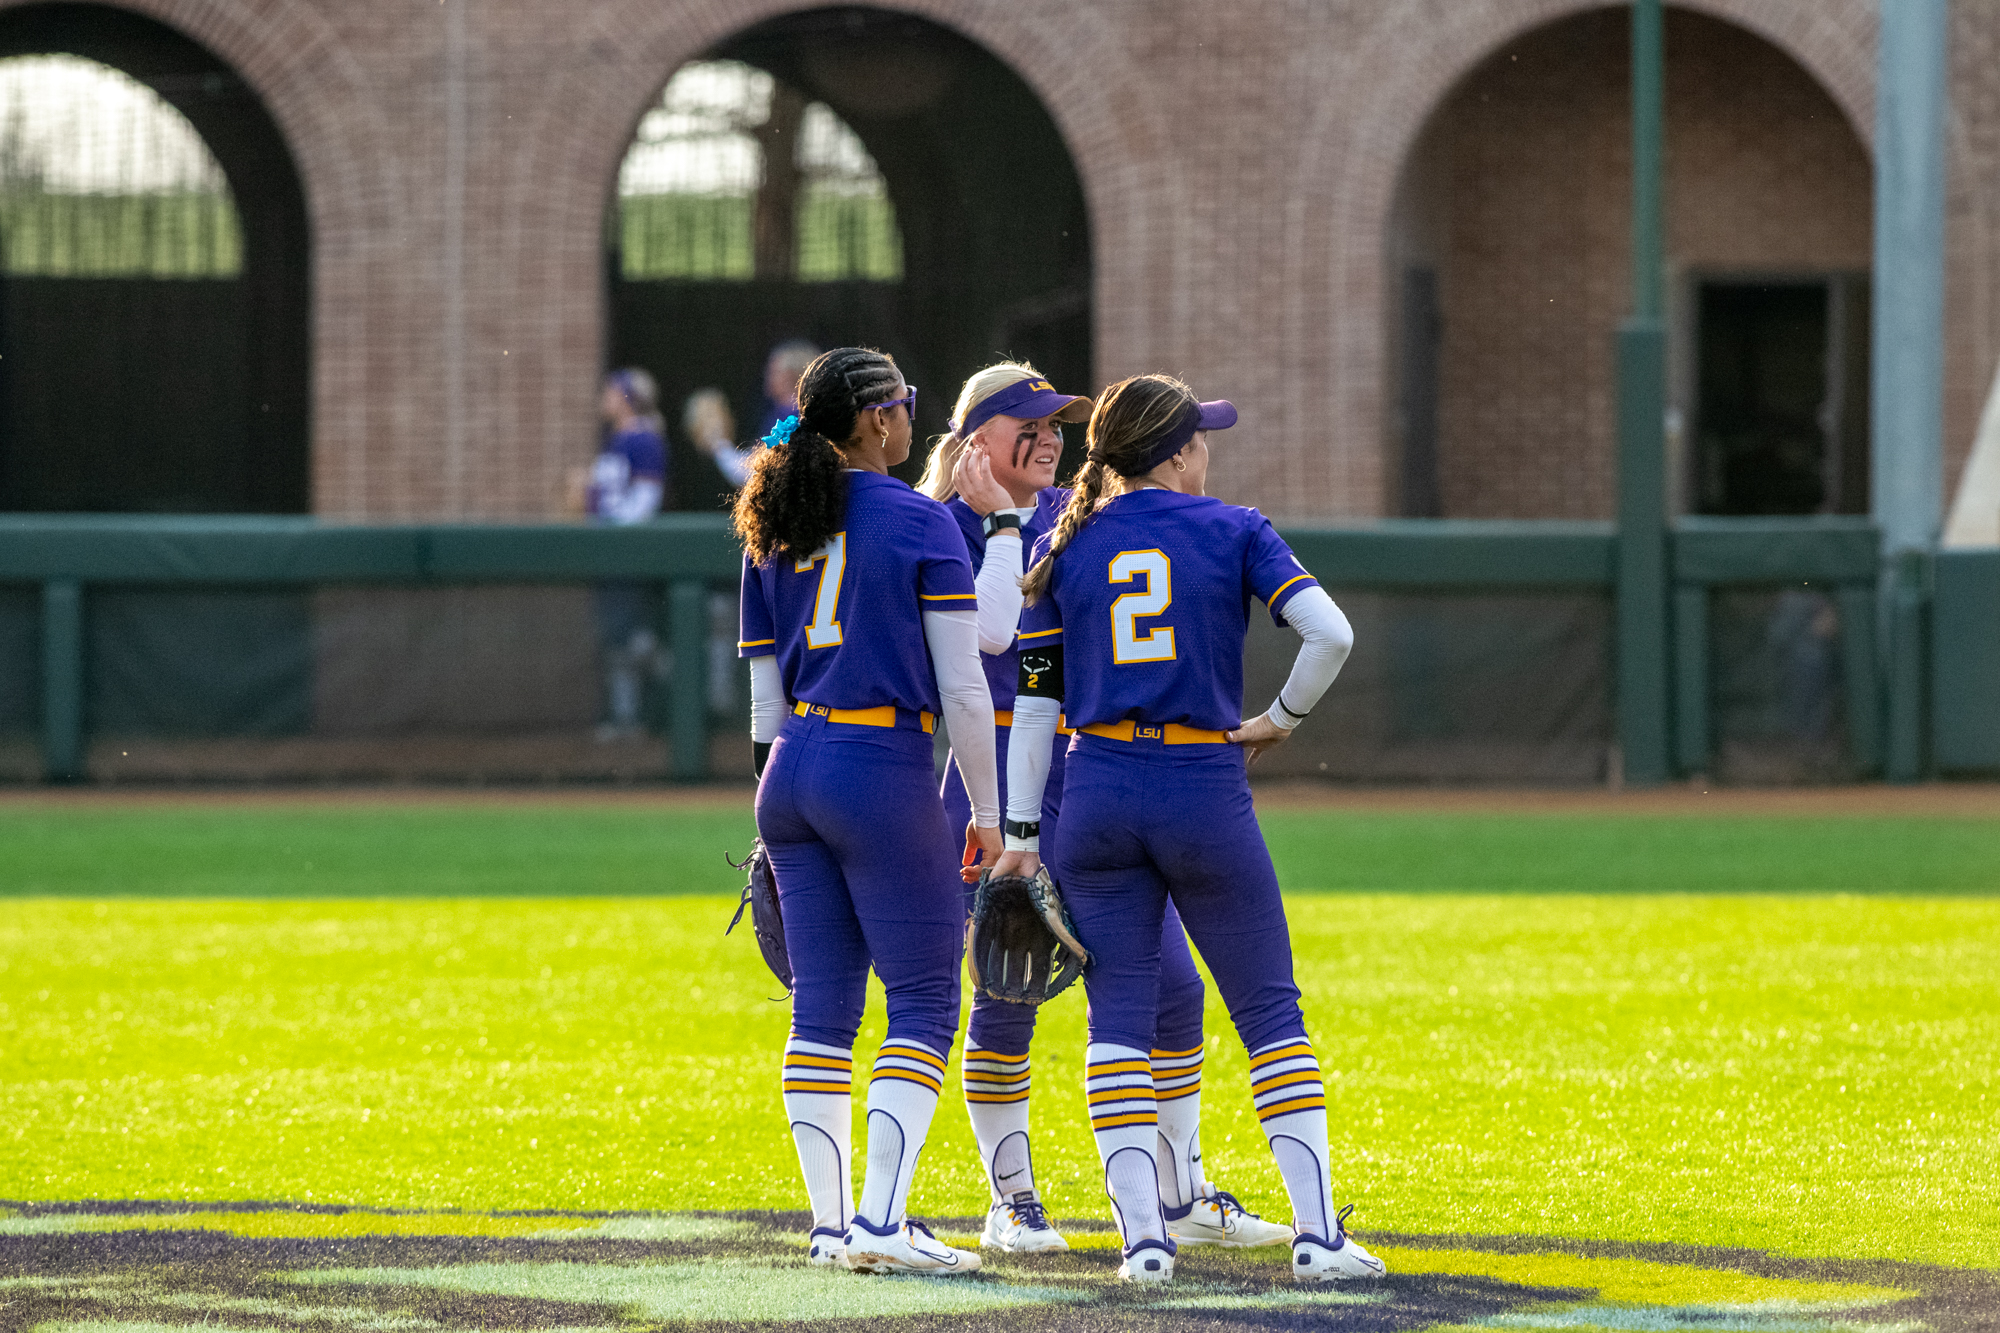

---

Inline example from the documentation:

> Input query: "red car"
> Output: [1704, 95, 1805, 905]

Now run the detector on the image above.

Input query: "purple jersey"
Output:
[944, 486, 1066, 711]
[739, 470, 978, 714]
[1017, 489, 1317, 732]
[587, 425, 666, 521]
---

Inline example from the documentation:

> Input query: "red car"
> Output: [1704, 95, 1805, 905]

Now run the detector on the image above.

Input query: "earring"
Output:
[1172, 456, 1188, 472]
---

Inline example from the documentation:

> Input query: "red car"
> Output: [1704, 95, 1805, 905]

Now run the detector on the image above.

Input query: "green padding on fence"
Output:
[0, 516, 427, 582]
[0, 515, 1624, 588]
[0, 515, 744, 583]
[423, 518, 744, 581]
[0, 515, 1904, 591]
[1284, 520, 1616, 587]
[1671, 516, 1879, 584]
[1934, 549, 2000, 772]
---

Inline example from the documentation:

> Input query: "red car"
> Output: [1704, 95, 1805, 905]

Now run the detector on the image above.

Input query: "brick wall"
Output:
[1393, 8, 1872, 519]
[13, 0, 2000, 523]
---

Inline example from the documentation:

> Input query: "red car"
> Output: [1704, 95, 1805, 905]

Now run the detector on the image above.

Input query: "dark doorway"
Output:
[1398, 266, 1442, 518]
[1694, 276, 1868, 516]
[609, 7, 1092, 508]
[0, 4, 311, 513]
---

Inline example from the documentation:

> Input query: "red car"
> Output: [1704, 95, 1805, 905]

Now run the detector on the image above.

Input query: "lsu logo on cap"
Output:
[1028, 380, 1054, 393]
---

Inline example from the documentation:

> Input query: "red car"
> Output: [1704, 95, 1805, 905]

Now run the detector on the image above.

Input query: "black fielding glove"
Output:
[965, 868, 1090, 1005]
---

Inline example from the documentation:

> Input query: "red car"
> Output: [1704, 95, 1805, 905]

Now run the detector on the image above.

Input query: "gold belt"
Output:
[1078, 719, 1229, 745]
[793, 701, 936, 734]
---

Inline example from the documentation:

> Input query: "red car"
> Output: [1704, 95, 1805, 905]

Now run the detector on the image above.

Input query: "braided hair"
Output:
[1020, 374, 1196, 604]
[732, 347, 904, 564]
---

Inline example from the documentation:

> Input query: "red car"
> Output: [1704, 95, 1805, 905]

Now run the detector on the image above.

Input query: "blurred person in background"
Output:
[688, 387, 755, 489]
[586, 368, 668, 741]
[755, 338, 821, 442]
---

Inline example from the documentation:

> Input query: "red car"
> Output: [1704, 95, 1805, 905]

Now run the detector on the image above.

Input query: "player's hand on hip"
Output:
[953, 447, 1011, 516]
[991, 848, 1041, 881]
[1226, 714, 1292, 767]
[961, 821, 1004, 882]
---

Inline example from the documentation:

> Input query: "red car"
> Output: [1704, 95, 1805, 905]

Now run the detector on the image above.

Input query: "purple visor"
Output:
[1128, 399, 1237, 475]
[950, 376, 1094, 437]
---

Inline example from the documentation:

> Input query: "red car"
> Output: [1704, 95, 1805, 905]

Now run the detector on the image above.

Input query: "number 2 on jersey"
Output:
[796, 533, 846, 648]
[1109, 549, 1175, 663]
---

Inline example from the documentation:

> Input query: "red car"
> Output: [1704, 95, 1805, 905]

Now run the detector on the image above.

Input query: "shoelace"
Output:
[1008, 1194, 1052, 1231]
[905, 1218, 939, 1242]
[1207, 1189, 1264, 1223]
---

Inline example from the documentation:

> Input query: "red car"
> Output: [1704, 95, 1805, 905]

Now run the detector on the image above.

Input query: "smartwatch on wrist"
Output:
[983, 511, 1023, 538]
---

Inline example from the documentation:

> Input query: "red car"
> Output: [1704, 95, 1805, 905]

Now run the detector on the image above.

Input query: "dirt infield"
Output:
[3, 780, 1997, 817]
[3, 1200, 1991, 1333]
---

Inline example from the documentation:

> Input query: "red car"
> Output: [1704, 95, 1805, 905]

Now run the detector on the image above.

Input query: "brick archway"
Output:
[1283, 0, 1877, 518]
[471, 0, 1186, 519]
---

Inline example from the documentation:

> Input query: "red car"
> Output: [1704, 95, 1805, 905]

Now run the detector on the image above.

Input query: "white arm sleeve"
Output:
[1004, 695, 1062, 851]
[748, 655, 787, 744]
[713, 445, 755, 488]
[1262, 585, 1354, 730]
[973, 531, 1025, 655]
[923, 608, 999, 825]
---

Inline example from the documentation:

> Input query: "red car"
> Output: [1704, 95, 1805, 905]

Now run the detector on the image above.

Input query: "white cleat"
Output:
[844, 1219, 983, 1275]
[1168, 1190, 1293, 1248]
[805, 1227, 847, 1267]
[981, 1191, 1070, 1253]
[1117, 1240, 1176, 1283]
[1293, 1205, 1387, 1283]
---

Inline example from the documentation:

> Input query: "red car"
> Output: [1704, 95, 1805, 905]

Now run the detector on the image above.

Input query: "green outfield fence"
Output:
[0, 512, 1993, 785]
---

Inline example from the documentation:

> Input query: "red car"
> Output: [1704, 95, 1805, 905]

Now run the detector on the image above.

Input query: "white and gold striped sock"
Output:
[1249, 1036, 1333, 1240]
[963, 1046, 1033, 1201]
[1151, 1043, 1206, 1215]
[854, 1037, 947, 1233]
[781, 1037, 854, 1237]
[1086, 1042, 1166, 1251]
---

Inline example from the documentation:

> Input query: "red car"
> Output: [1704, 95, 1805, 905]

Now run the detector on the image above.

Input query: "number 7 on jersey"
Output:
[796, 533, 846, 648]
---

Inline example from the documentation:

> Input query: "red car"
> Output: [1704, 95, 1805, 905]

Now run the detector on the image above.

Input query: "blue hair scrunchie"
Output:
[763, 415, 800, 449]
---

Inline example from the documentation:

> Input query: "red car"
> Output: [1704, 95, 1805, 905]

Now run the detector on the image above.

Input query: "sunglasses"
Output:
[867, 386, 917, 418]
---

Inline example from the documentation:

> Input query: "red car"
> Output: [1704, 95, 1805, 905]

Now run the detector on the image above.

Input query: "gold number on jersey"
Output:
[795, 532, 847, 649]
[1109, 548, 1176, 663]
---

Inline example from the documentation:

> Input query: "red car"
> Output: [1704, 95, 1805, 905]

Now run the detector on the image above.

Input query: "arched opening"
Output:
[607, 5, 1092, 507]
[1385, 7, 1871, 521]
[0, 3, 310, 513]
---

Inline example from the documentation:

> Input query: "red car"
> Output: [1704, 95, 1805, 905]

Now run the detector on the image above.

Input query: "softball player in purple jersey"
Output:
[993, 374, 1385, 1285]
[920, 363, 1293, 1255]
[734, 348, 1001, 1277]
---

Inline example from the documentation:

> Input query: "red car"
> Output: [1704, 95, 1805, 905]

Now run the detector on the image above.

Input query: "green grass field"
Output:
[3, 796, 1998, 1331]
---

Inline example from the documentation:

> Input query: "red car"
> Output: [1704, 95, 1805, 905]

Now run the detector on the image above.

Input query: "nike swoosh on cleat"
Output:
[997, 1169, 1025, 1180]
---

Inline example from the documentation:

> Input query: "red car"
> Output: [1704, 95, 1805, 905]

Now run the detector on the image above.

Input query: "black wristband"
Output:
[983, 511, 1023, 537]
[753, 741, 771, 779]
[1004, 818, 1041, 841]
[1273, 692, 1310, 725]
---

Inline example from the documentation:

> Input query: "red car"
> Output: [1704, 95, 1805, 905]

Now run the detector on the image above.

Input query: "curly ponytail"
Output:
[1019, 374, 1196, 604]
[733, 347, 903, 564]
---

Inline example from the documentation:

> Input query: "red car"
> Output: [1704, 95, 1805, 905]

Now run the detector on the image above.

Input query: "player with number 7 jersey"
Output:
[993, 374, 1385, 1286]
[734, 348, 1001, 1277]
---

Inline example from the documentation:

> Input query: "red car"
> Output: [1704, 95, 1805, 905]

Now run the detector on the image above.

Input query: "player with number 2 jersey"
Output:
[994, 374, 1386, 1286]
